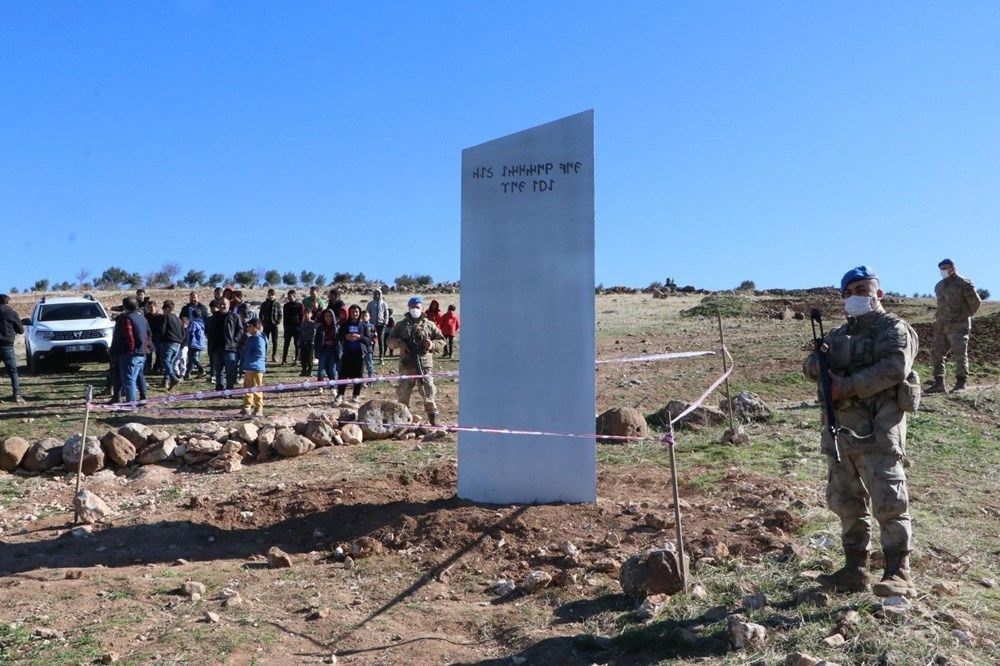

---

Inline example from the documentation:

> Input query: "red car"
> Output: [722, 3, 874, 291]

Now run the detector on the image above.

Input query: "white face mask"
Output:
[939, 269, 951, 279]
[844, 295, 875, 317]
[409, 308, 422, 319]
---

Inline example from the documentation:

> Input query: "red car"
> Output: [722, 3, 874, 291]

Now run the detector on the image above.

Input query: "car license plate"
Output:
[66, 345, 93, 353]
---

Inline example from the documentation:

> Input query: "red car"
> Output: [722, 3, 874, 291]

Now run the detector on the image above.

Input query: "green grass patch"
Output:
[681, 294, 752, 319]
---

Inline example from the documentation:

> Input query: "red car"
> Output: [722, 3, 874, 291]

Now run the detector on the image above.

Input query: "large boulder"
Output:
[100, 432, 137, 467]
[272, 431, 315, 458]
[137, 437, 178, 465]
[22, 437, 64, 472]
[357, 400, 412, 440]
[619, 549, 688, 598]
[596, 407, 647, 443]
[186, 438, 224, 455]
[118, 423, 154, 449]
[303, 419, 337, 447]
[63, 435, 105, 475]
[0, 436, 31, 472]
[720, 391, 773, 423]
[647, 400, 726, 430]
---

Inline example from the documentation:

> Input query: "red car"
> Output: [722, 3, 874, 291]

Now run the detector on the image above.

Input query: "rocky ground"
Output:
[1, 292, 998, 665]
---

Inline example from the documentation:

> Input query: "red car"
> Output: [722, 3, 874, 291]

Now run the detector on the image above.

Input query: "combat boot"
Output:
[925, 376, 946, 394]
[952, 377, 967, 392]
[428, 412, 438, 427]
[873, 551, 916, 598]
[817, 549, 870, 593]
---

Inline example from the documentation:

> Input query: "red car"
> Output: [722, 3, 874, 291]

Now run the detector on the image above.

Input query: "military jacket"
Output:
[388, 314, 444, 372]
[934, 273, 981, 327]
[804, 307, 918, 457]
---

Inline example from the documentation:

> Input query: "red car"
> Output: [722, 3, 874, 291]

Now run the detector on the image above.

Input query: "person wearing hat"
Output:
[387, 295, 446, 426]
[803, 266, 920, 598]
[927, 259, 981, 393]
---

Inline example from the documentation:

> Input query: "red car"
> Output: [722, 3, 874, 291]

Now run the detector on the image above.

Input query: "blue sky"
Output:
[1, 2, 998, 296]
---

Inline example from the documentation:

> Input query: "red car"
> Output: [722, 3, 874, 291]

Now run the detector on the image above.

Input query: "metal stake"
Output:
[667, 422, 687, 593]
[73, 385, 94, 524]
[716, 309, 735, 432]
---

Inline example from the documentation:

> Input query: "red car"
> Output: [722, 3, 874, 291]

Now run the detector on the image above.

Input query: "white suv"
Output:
[23, 295, 115, 373]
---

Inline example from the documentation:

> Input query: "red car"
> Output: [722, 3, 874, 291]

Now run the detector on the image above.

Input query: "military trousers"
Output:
[930, 322, 971, 379]
[826, 449, 911, 555]
[397, 373, 437, 416]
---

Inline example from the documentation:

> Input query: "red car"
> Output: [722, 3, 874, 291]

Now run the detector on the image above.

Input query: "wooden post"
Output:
[716, 309, 735, 432]
[667, 422, 687, 593]
[73, 385, 94, 524]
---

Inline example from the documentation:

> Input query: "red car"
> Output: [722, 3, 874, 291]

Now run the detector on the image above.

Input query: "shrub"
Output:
[334, 272, 352, 284]
[232, 269, 260, 288]
[681, 294, 751, 318]
[314, 274, 326, 287]
[978, 288, 990, 301]
[32, 279, 49, 292]
[263, 270, 281, 286]
[736, 279, 756, 292]
[300, 271, 316, 285]
[414, 274, 434, 287]
[183, 270, 206, 288]
[282, 272, 298, 287]
[353, 272, 366, 283]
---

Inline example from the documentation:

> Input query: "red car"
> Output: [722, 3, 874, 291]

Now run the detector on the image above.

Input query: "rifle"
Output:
[810, 308, 841, 463]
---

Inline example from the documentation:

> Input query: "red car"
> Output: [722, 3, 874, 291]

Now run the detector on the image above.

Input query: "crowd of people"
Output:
[101, 285, 460, 420]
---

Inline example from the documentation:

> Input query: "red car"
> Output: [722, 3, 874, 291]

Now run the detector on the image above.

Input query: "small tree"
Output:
[125, 273, 143, 289]
[394, 274, 416, 289]
[232, 269, 260, 288]
[353, 272, 366, 283]
[648, 281, 664, 290]
[300, 270, 316, 285]
[314, 274, 326, 287]
[282, 272, 298, 287]
[75, 268, 91, 288]
[414, 274, 434, 287]
[264, 270, 281, 286]
[206, 273, 225, 287]
[32, 279, 49, 292]
[10, 287, 19, 294]
[736, 279, 756, 292]
[183, 270, 206, 287]
[98, 266, 131, 289]
[162, 262, 181, 283]
[334, 272, 351, 284]
[978, 288, 990, 301]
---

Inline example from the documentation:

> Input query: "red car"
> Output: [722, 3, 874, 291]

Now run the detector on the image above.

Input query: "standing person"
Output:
[388, 296, 445, 426]
[439, 304, 461, 358]
[180, 291, 209, 321]
[336, 305, 371, 404]
[360, 310, 375, 377]
[366, 288, 389, 362]
[158, 300, 185, 390]
[135, 289, 151, 310]
[258, 288, 283, 363]
[230, 290, 251, 323]
[184, 311, 207, 379]
[425, 299, 443, 329]
[385, 309, 396, 357]
[111, 296, 151, 405]
[298, 309, 317, 377]
[144, 301, 163, 372]
[0, 294, 25, 404]
[315, 309, 340, 385]
[208, 299, 230, 390]
[803, 266, 919, 598]
[927, 259, 982, 393]
[222, 296, 245, 390]
[303, 286, 324, 316]
[239, 317, 267, 417]
[282, 290, 305, 364]
[211, 287, 224, 310]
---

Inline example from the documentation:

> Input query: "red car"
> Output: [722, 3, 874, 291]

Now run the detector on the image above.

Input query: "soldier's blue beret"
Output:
[938, 258, 953, 268]
[407, 296, 423, 307]
[840, 266, 878, 295]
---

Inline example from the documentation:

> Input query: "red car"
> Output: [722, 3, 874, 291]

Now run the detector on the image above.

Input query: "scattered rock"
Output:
[742, 591, 767, 610]
[785, 653, 821, 666]
[489, 579, 517, 596]
[0, 436, 31, 471]
[704, 541, 730, 562]
[186, 438, 224, 455]
[207, 452, 242, 473]
[635, 594, 668, 620]
[595, 407, 647, 443]
[183, 581, 206, 597]
[620, 549, 687, 598]
[720, 391, 773, 423]
[951, 629, 973, 646]
[304, 419, 338, 447]
[100, 432, 137, 467]
[73, 490, 112, 524]
[558, 541, 580, 558]
[357, 400, 413, 440]
[593, 558, 619, 574]
[148, 429, 171, 443]
[204, 611, 221, 623]
[690, 582, 708, 599]
[34, 626, 64, 640]
[100, 651, 120, 663]
[932, 581, 960, 596]
[821, 633, 846, 647]
[643, 513, 670, 530]
[62, 434, 104, 474]
[978, 577, 997, 589]
[117, 422, 153, 448]
[520, 570, 553, 593]
[22, 437, 64, 472]
[272, 431, 315, 458]
[236, 422, 259, 443]
[836, 610, 862, 637]
[648, 400, 726, 429]
[340, 423, 364, 445]
[554, 570, 579, 587]
[347, 537, 384, 559]
[721, 426, 750, 445]
[727, 616, 767, 650]
[256, 426, 277, 448]
[266, 546, 294, 568]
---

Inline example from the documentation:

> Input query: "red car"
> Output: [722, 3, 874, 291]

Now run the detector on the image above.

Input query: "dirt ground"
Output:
[1, 291, 998, 665]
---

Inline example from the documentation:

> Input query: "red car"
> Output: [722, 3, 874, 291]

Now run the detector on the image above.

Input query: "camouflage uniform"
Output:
[931, 272, 981, 381]
[804, 306, 918, 571]
[387, 314, 445, 418]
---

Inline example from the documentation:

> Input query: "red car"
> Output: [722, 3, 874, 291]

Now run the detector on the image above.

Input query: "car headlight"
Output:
[36, 329, 54, 341]
[103, 327, 114, 337]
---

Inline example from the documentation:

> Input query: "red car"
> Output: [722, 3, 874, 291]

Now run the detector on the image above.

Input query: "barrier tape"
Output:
[661, 346, 734, 447]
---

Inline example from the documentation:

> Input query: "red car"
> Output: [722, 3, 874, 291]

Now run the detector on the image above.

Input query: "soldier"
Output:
[927, 259, 981, 393]
[387, 296, 445, 426]
[803, 266, 919, 598]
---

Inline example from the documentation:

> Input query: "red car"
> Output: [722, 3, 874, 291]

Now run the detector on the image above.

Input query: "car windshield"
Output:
[38, 303, 105, 322]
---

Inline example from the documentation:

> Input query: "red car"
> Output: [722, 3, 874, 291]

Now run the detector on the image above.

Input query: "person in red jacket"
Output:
[439, 304, 460, 358]
[425, 299, 443, 329]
